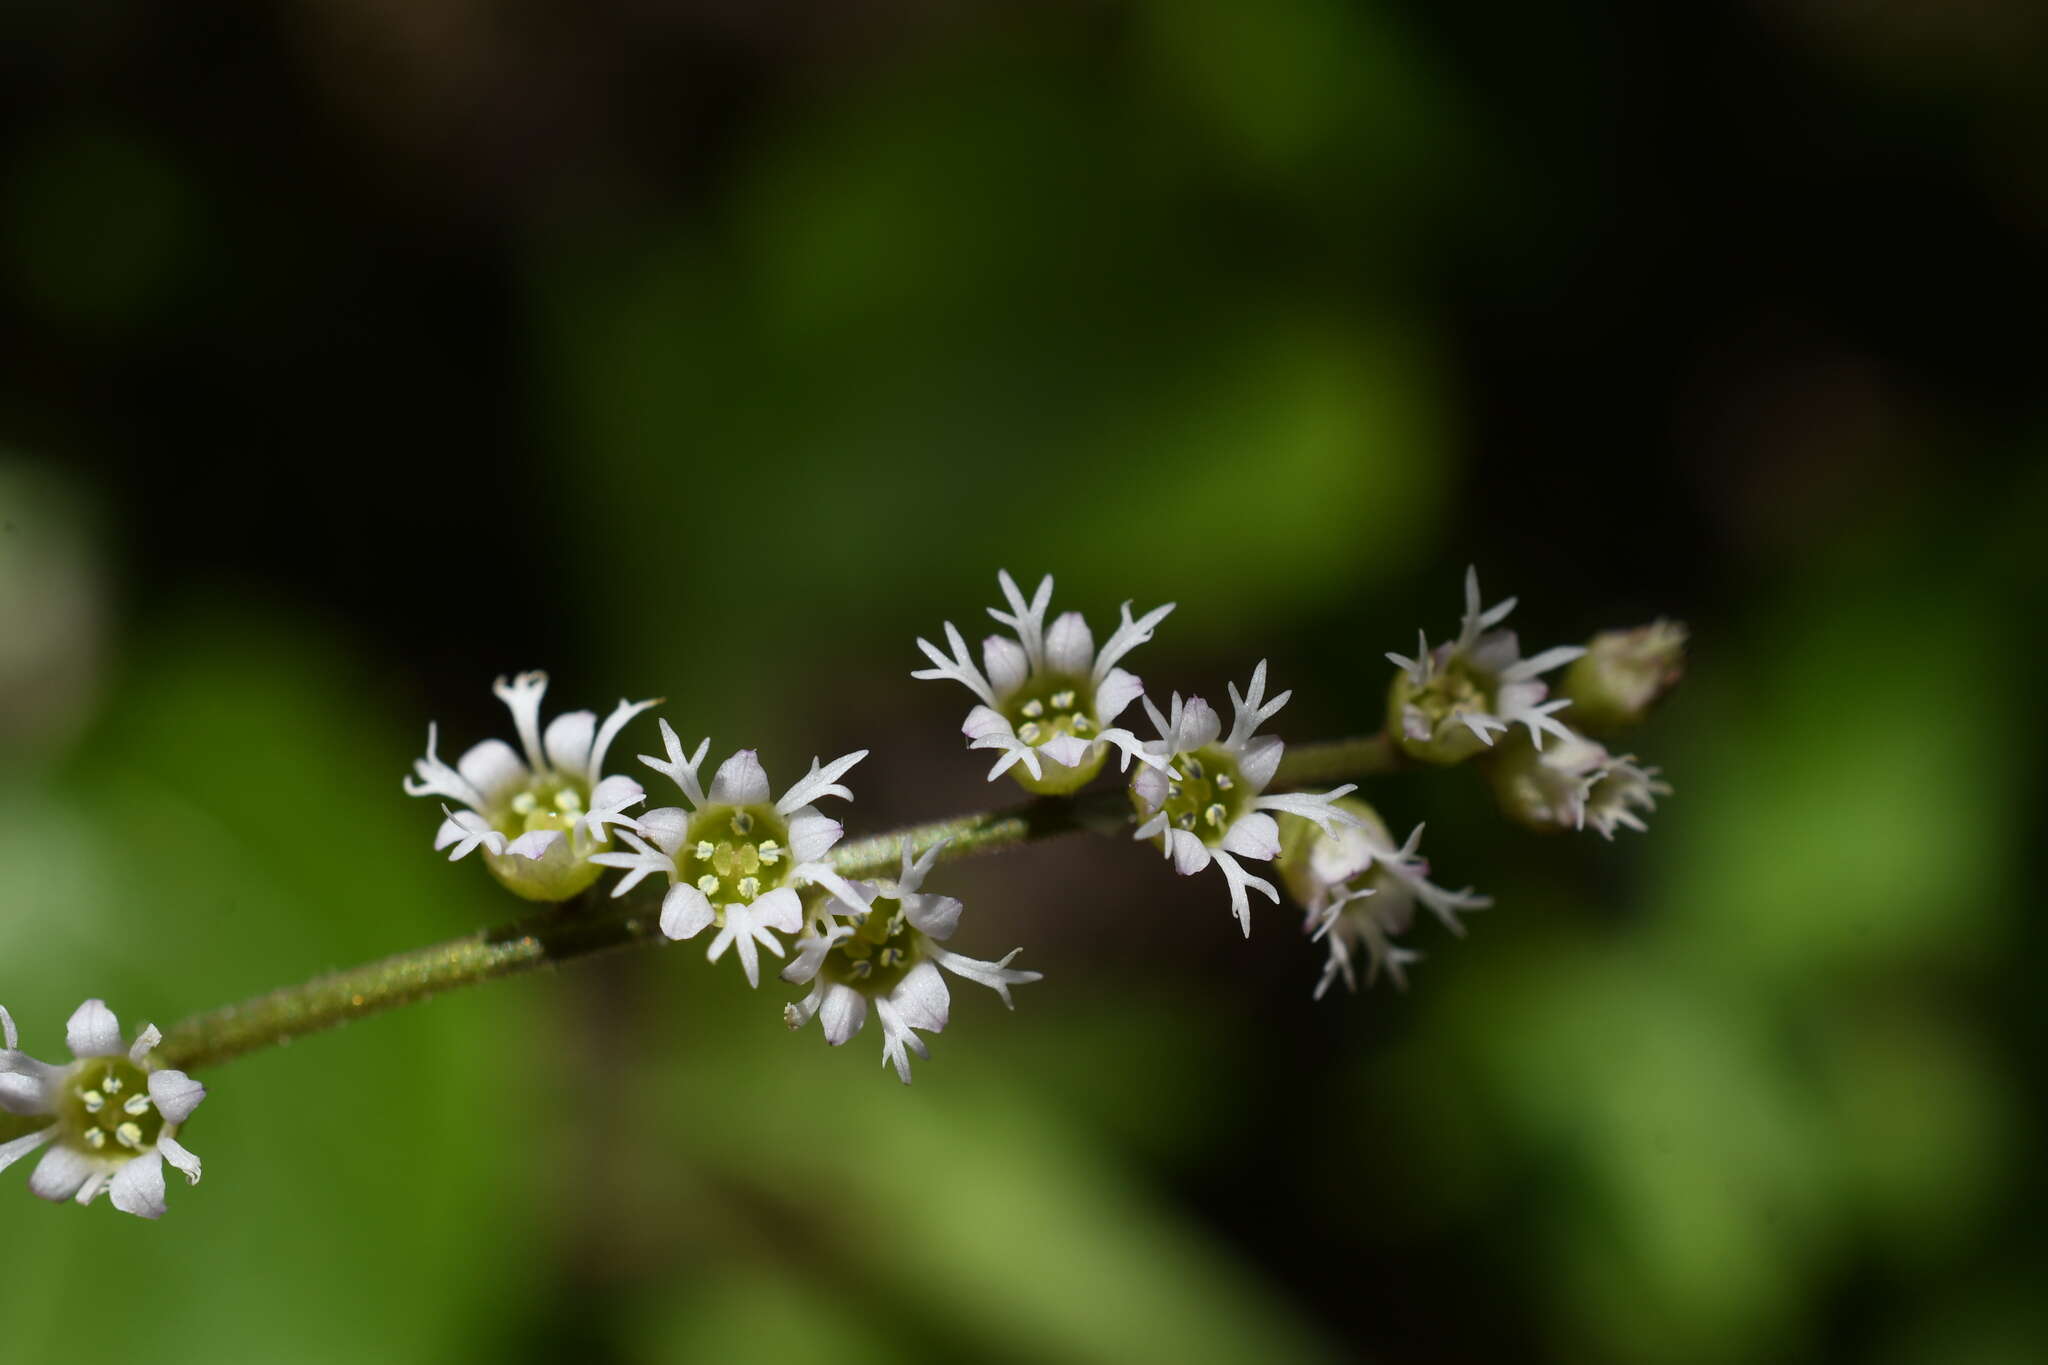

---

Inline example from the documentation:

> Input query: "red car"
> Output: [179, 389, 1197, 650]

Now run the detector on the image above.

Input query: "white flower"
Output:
[1129, 660, 1359, 935]
[591, 721, 871, 987]
[0, 1000, 206, 1220]
[1584, 753, 1671, 839]
[1485, 731, 1611, 834]
[405, 671, 655, 902]
[914, 570, 1174, 795]
[1486, 732, 1671, 839]
[1386, 567, 1586, 765]
[782, 841, 1041, 1083]
[1277, 801, 1492, 997]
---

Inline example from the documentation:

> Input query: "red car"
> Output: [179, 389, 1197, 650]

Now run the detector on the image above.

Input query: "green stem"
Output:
[155, 734, 1394, 1073]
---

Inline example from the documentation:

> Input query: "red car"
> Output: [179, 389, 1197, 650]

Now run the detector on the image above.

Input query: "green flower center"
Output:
[1159, 747, 1247, 845]
[680, 805, 790, 904]
[1405, 659, 1493, 731]
[492, 776, 590, 841]
[1001, 676, 1097, 750]
[61, 1058, 163, 1155]
[822, 895, 921, 996]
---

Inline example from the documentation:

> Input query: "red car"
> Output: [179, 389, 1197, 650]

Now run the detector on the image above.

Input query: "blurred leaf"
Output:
[0, 610, 538, 1363]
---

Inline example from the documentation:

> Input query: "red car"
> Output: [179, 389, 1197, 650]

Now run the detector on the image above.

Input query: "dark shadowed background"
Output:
[3, 2, 2045, 1361]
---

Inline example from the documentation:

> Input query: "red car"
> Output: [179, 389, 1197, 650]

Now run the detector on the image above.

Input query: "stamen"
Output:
[695, 840, 716, 860]
[1051, 690, 1076, 710]
[737, 876, 761, 900]
[512, 791, 539, 816]
[123, 1094, 153, 1116]
[1021, 699, 1045, 719]
[101, 1075, 123, 1096]
[85, 1128, 107, 1149]
[696, 874, 721, 896]
[1215, 773, 1234, 790]
[116, 1122, 144, 1150]
[730, 810, 754, 836]
[1018, 722, 1043, 744]
[757, 841, 782, 864]
[82, 1090, 104, 1114]
[1204, 803, 1228, 828]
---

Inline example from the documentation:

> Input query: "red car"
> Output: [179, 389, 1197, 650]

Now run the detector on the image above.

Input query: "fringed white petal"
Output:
[589, 827, 676, 896]
[1093, 600, 1174, 684]
[639, 720, 711, 809]
[403, 723, 489, 809]
[775, 749, 867, 815]
[929, 945, 1042, 1009]
[492, 672, 551, 773]
[1211, 851, 1278, 937]
[1226, 660, 1291, 751]
[913, 621, 997, 707]
[988, 570, 1054, 670]
[873, 995, 929, 1084]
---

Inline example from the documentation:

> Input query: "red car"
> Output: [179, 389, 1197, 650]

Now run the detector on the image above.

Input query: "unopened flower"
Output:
[1485, 733, 1671, 838]
[592, 723, 871, 986]
[914, 571, 1174, 795]
[783, 841, 1041, 1083]
[1584, 753, 1670, 839]
[405, 672, 655, 902]
[1130, 661, 1359, 935]
[1560, 620, 1688, 733]
[1277, 799, 1491, 996]
[0, 1000, 205, 1219]
[1386, 568, 1585, 765]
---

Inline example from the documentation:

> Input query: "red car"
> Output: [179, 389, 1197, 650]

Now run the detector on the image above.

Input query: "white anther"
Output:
[1051, 690, 1076, 710]
[85, 1128, 108, 1149]
[82, 1090, 105, 1114]
[696, 874, 721, 896]
[123, 1093, 153, 1116]
[1021, 699, 1045, 718]
[116, 1122, 144, 1150]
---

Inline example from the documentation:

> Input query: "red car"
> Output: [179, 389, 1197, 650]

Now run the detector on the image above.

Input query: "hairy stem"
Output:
[155, 734, 1393, 1072]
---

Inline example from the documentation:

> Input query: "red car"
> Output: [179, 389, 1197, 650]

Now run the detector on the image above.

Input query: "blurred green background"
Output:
[4, 2, 2047, 1361]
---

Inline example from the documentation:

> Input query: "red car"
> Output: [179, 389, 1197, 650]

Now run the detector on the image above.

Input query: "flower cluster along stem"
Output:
[153, 734, 1397, 1073]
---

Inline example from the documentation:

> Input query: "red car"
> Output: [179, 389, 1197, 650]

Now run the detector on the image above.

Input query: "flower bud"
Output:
[1484, 733, 1609, 834]
[1485, 732, 1670, 838]
[1559, 621, 1687, 733]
